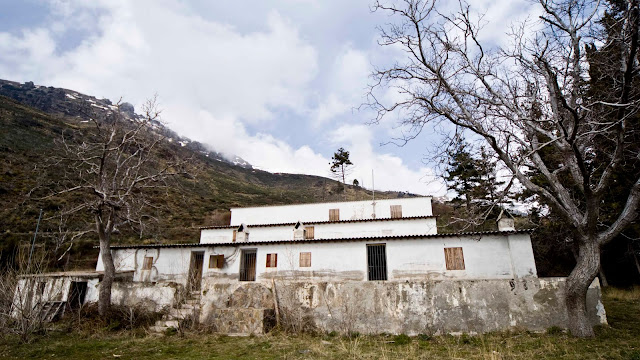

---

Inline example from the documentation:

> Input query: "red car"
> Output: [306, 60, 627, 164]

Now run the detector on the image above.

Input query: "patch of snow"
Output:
[90, 103, 108, 110]
[178, 141, 188, 147]
[65, 93, 77, 100]
[80, 120, 89, 123]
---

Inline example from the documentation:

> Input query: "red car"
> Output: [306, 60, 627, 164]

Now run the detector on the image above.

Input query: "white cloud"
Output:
[313, 46, 370, 125]
[2, 0, 511, 196]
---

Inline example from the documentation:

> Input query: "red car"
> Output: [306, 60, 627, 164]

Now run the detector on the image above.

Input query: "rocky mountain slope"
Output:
[0, 79, 413, 270]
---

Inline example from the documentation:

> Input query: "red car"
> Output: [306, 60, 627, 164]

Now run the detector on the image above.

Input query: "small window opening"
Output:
[142, 256, 153, 270]
[390, 205, 403, 218]
[444, 247, 465, 270]
[299, 252, 311, 267]
[209, 254, 225, 269]
[329, 208, 340, 221]
[266, 253, 278, 268]
[367, 244, 387, 281]
[304, 226, 315, 239]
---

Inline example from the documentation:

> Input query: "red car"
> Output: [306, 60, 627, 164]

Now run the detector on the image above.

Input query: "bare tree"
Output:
[40, 97, 188, 316]
[368, 0, 640, 337]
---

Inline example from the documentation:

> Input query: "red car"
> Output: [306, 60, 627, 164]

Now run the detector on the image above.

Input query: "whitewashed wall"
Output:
[105, 232, 537, 284]
[229, 197, 433, 225]
[200, 218, 438, 244]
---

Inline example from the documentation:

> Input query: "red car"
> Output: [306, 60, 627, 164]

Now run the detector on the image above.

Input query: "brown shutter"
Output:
[142, 256, 153, 270]
[210, 254, 224, 268]
[299, 252, 311, 267]
[390, 205, 402, 218]
[266, 253, 278, 268]
[232, 230, 237, 242]
[444, 247, 465, 270]
[329, 209, 340, 221]
[304, 226, 315, 239]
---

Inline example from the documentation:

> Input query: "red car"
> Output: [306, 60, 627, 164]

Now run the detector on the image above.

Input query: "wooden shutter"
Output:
[390, 205, 402, 218]
[232, 230, 237, 242]
[142, 256, 153, 270]
[209, 254, 224, 269]
[299, 252, 311, 267]
[444, 247, 465, 270]
[329, 209, 340, 221]
[266, 253, 278, 268]
[304, 226, 315, 239]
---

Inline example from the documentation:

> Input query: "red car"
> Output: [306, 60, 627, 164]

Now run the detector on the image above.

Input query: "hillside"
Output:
[0, 80, 412, 270]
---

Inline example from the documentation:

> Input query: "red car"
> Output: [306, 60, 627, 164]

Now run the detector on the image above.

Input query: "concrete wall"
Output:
[197, 277, 605, 335]
[230, 197, 433, 225]
[105, 233, 537, 283]
[200, 217, 438, 244]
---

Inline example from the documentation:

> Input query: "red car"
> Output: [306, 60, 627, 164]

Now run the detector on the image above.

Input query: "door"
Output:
[188, 251, 205, 291]
[239, 249, 257, 281]
[68, 281, 87, 309]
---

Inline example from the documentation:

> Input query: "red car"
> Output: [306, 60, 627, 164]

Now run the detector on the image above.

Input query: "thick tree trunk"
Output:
[98, 234, 116, 316]
[565, 239, 600, 337]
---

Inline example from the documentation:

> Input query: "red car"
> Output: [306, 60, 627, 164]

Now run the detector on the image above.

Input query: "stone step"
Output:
[167, 308, 198, 320]
[154, 319, 180, 328]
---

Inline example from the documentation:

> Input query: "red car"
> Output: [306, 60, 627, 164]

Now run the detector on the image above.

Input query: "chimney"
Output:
[497, 210, 515, 231]
[293, 221, 305, 240]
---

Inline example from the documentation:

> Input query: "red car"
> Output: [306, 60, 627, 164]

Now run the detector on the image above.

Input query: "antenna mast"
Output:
[371, 169, 376, 218]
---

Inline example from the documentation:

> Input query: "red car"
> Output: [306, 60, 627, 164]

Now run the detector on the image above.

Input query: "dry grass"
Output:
[1, 288, 639, 359]
[604, 286, 640, 301]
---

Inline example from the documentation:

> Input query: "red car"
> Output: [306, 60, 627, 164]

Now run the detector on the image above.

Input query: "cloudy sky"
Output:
[0, 0, 538, 195]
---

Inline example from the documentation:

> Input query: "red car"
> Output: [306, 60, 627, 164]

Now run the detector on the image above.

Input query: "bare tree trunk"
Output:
[565, 239, 599, 337]
[630, 241, 640, 278]
[598, 261, 609, 288]
[98, 229, 115, 316]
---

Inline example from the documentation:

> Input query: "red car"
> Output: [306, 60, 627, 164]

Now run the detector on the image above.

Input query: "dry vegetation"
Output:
[0, 288, 638, 359]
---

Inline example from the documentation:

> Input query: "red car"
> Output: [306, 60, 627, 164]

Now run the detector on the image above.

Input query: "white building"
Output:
[15, 196, 606, 335]
[98, 197, 537, 285]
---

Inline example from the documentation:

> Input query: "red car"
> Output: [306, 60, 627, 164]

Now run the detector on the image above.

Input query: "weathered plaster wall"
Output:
[200, 218, 438, 244]
[230, 197, 433, 225]
[109, 282, 177, 312]
[197, 277, 605, 335]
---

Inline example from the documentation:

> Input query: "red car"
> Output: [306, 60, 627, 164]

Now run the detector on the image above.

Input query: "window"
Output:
[266, 253, 278, 268]
[304, 226, 315, 239]
[232, 230, 237, 242]
[390, 205, 403, 218]
[299, 252, 311, 267]
[239, 249, 257, 281]
[329, 208, 340, 221]
[209, 254, 224, 269]
[367, 244, 387, 280]
[444, 247, 465, 270]
[142, 256, 153, 270]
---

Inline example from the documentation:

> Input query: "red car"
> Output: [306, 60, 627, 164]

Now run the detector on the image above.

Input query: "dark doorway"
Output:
[68, 281, 87, 309]
[239, 249, 257, 281]
[188, 252, 205, 291]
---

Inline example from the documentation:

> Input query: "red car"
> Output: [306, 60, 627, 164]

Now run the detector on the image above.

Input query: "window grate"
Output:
[367, 244, 387, 281]
[239, 250, 257, 281]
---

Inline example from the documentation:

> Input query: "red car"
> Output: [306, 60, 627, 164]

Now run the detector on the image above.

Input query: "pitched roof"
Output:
[107, 229, 532, 249]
